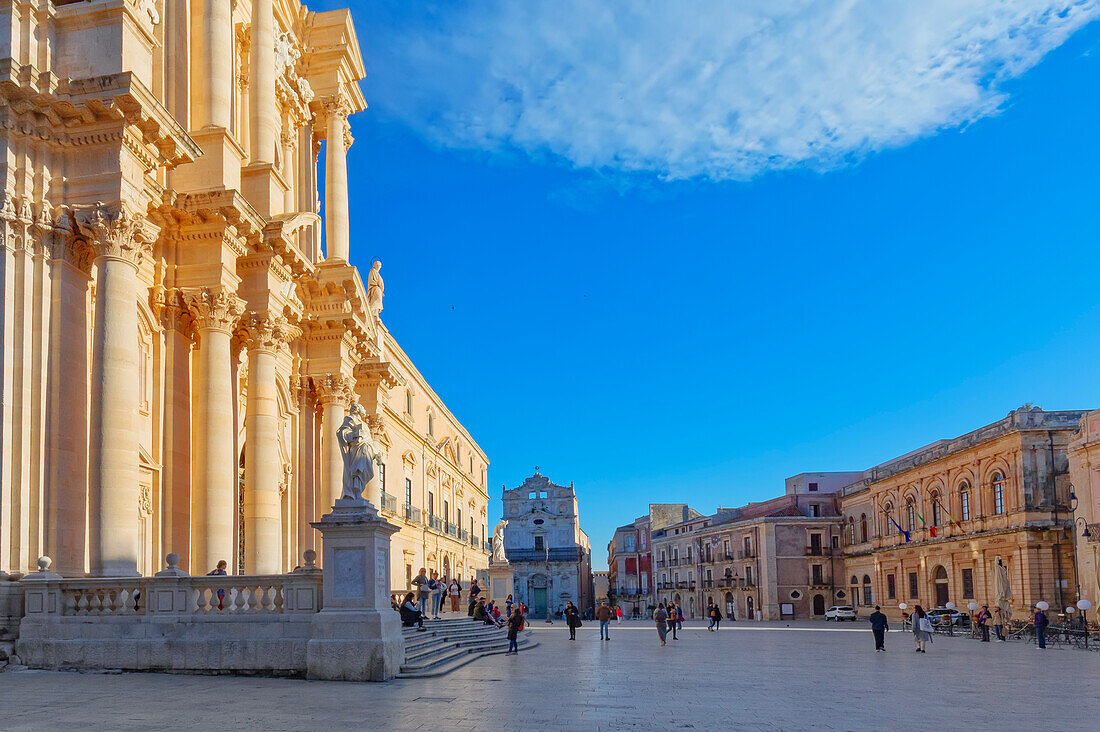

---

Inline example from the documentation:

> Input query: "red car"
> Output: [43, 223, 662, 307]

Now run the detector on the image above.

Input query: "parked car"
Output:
[927, 607, 969, 627]
[825, 605, 857, 621]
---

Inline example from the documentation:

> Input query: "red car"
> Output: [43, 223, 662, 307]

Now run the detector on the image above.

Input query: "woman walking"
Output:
[912, 604, 933, 653]
[565, 601, 582, 640]
[505, 607, 523, 655]
[667, 602, 679, 641]
[654, 604, 669, 646]
[709, 602, 723, 631]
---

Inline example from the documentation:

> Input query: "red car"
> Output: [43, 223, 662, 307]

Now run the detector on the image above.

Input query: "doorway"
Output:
[934, 566, 949, 606]
[747, 596, 754, 620]
[813, 594, 826, 616]
[530, 588, 547, 618]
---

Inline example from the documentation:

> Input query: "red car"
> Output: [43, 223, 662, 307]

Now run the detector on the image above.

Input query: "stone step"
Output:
[396, 636, 538, 679]
[403, 628, 505, 653]
[404, 633, 514, 663]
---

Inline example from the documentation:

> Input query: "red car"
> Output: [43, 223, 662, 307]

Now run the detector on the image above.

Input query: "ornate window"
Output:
[992, 471, 1006, 515]
[862, 575, 873, 606]
[847, 517, 855, 544]
[405, 389, 413, 414]
[930, 492, 941, 527]
[883, 504, 894, 535]
[906, 497, 916, 533]
[428, 411, 434, 437]
[859, 514, 868, 543]
[959, 482, 971, 521]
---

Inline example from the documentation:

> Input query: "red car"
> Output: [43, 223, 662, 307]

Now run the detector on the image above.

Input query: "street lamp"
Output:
[1078, 599, 1092, 647]
[968, 601, 979, 639]
[899, 602, 908, 631]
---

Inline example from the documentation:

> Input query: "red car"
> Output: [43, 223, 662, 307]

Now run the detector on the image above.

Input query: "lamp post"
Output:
[898, 602, 908, 632]
[1078, 598, 1092, 647]
[945, 601, 956, 636]
[968, 601, 979, 639]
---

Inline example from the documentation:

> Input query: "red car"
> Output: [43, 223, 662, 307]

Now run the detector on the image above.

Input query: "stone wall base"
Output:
[306, 609, 403, 682]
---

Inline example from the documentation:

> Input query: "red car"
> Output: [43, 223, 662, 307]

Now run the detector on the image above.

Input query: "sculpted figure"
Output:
[367, 260, 384, 317]
[336, 403, 380, 500]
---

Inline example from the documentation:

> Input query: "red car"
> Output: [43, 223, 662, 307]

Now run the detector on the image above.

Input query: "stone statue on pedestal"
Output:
[336, 403, 380, 501]
[367, 260, 384, 318]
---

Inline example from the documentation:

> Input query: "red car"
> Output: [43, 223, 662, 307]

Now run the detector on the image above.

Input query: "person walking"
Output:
[706, 600, 715, 631]
[449, 579, 461, 612]
[869, 605, 889, 652]
[675, 602, 684, 631]
[709, 602, 723, 631]
[912, 604, 933, 653]
[616, 605, 623, 624]
[667, 602, 679, 641]
[596, 600, 613, 641]
[565, 601, 582, 640]
[1034, 605, 1049, 649]
[505, 607, 523, 655]
[993, 605, 1006, 642]
[977, 605, 992, 642]
[654, 604, 669, 646]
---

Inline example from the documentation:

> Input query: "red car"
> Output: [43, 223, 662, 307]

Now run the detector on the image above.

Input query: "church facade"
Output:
[0, 0, 490, 585]
[494, 473, 593, 618]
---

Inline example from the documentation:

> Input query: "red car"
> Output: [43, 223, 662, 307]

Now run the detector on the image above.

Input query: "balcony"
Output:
[805, 546, 831, 556]
[669, 559, 679, 567]
[738, 550, 756, 559]
[660, 582, 673, 590]
[675, 581, 688, 589]
[404, 504, 421, 524]
[459, 528, 469, 542]
[701, 580, 714, 589]
[444, 522, 458, 537]
[470, 536, 479, 548]
[428, 515, 443, 532]
[655, 560, 666, 568]
[380, 492, 397, 514]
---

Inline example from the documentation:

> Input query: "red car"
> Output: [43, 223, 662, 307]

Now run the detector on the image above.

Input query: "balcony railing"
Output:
[404, 504, 421, 524]
[471, 536, 479, 548]
[805, 546, 831, 556]
[738, 550, 755, 559]
[655, 560, 666, 568]
[459, 528, 469, 542]
[702, 580, 714, 589]
[445, 522, 458, 537]
[428, 515, 443, 531]
[675, 581, 688, 589]
[380, 492, 397, 514]
[670, 559, 679, 566]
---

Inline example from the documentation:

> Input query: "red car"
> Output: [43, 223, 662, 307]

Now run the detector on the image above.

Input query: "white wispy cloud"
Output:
[369, 1, 1099, 181]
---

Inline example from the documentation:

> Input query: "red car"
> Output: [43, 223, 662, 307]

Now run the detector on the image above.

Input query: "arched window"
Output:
[862, 574, 873, 606]
[847, 517, 855, 544]
[405, 389, 413, 414]
[992, 471, 1005, 515]
[428, 411, 435, 436]
[906, 497, 916, 533]
[959, 481, 971, 521]
[882, 504, 894, 535]
[859, 514, 868, 543]
[930, 492, 941, 527]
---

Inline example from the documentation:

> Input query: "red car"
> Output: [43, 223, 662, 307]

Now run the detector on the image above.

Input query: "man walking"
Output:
[668, 602, 679, 641]
[706, 600, 715, 631]
[869, 605, 889, 652]
[654, 604, 669, 646]
[596, 600, 613, 641]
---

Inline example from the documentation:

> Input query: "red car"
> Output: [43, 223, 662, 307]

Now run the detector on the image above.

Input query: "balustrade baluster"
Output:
[233, 586, 246, 613]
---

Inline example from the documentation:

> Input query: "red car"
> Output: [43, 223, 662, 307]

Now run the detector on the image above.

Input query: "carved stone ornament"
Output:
[337, 402, 380, 501]
[73, 202, 158, 266]
[313, 373, 355, 407]
[240, 312, 301, 353]
[274, 31, 301, 78]
[183, 287, 245, 334]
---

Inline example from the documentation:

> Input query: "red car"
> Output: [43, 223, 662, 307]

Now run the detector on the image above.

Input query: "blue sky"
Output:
[315, 1, 1100, 568]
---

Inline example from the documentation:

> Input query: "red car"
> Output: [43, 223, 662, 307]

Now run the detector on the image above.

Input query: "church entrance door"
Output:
[530, 588, 547, 619]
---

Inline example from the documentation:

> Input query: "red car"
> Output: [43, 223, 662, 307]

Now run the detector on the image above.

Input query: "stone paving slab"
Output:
[1, 620, 1097, 730]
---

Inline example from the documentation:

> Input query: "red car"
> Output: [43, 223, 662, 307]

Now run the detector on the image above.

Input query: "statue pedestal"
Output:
[306, 500, 404, 681]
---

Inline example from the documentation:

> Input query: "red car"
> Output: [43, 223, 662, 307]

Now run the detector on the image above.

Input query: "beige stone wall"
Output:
[1067, 411, 1100, 613]
[0, 0, 489, 580]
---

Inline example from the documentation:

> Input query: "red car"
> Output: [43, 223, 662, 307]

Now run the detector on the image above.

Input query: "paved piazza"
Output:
[2, 621, 1098, 730]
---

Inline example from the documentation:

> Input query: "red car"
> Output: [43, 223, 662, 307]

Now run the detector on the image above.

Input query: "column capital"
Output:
[183, 286, 245, 334]
[240, 312, 301, 353]
[313, 373, 355, 407]
[319, 93, 353, 120]
[73, 202, 159, 267]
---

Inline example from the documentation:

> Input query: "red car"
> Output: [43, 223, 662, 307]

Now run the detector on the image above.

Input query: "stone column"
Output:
[322, 95, 351, 262]
[314, 374, 354, 506]
[75, 204, 157, 577]
[249, 0, 276, 163]
[241, 314, 297, 574]
[185, 287, 244, 573]
[192, 0, 233, 128]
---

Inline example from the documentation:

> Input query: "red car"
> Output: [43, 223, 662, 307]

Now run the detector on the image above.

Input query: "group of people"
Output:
[395, 575, 529, 655]
[652, 601, 686, 645]
[867, 603, 1053, 652]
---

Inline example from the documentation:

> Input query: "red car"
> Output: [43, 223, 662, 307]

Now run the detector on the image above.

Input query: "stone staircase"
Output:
[397, 616, 537, 678]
